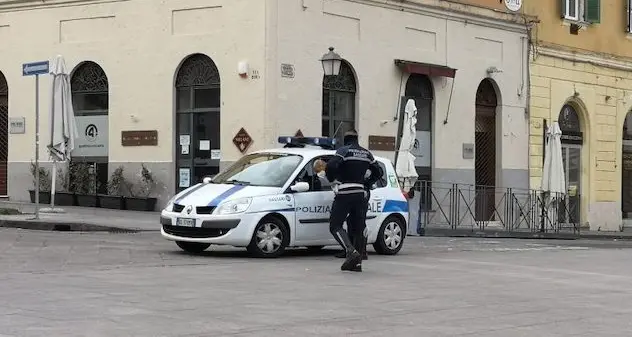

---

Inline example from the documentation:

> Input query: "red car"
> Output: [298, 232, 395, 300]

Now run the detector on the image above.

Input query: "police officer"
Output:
[326, 130, 382, 272]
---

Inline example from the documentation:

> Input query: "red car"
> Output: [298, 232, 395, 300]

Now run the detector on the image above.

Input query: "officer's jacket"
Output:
[325, 141, 383, 194]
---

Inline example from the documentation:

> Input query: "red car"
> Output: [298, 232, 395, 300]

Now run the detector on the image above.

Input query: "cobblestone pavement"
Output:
[1, 229, 632, 337]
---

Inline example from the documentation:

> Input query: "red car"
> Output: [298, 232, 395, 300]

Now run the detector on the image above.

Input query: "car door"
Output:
[366, 160, 390, 231]
[292, 155, 337, 245]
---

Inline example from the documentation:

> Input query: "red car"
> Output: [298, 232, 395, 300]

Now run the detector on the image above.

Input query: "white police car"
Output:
[160, 136, 409, 258]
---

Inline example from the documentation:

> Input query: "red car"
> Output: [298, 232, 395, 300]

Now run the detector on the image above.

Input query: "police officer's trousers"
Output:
[329, 191, 367, 253]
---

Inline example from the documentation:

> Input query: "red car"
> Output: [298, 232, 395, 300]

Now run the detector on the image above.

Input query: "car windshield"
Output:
[211, 153, 303, 187]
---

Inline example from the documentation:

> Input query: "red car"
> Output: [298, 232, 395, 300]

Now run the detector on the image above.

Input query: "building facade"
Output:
[0, 0, 529, 209]
[524, 0, 632, 231]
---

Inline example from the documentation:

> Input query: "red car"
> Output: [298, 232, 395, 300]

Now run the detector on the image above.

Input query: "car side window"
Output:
[373, 161, 389, 189]
[294, 155, 334, 192]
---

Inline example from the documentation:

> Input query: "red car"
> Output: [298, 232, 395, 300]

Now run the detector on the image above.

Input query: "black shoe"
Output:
[349, 264, 362, 272]
[341, 250, 362, 271]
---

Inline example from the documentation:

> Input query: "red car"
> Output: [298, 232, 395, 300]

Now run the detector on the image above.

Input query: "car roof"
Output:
[251, 146, 392, 164]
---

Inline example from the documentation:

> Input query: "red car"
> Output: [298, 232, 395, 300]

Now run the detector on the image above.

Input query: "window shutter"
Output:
[560, 0, 568, 18]
[585, 0, 600, 23]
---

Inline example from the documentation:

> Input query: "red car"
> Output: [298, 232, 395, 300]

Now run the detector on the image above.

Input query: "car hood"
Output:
[173, 183, 281, 207]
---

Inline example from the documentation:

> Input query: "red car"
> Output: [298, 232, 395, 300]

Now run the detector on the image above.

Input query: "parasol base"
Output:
[40, 207, 66, 214]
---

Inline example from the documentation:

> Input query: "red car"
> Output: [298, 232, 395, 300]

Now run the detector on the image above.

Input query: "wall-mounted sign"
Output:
[233, 127, 253, 153]
[281, 64, 295, 78]
[504, 0, 522, 11]
[462, 143, 474, 159]
[9, 117, 25, 134]
[368, 135, 396, 151]
[560, 131, 583, 145]
[412, 131, 431, 167]
[121, 130, 158, 146]
[73, 115, 108, 157]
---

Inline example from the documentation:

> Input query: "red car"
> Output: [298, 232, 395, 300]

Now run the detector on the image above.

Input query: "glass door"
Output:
[559, 145, 581, 224]
[176, 86, 220, 192]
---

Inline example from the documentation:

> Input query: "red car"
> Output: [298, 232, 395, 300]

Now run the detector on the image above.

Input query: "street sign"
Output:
[22, 61, 50, 76]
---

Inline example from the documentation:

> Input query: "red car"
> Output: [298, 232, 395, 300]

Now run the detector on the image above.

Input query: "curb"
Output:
[420, 228, 632, 241]
[0, 219, 151, 233]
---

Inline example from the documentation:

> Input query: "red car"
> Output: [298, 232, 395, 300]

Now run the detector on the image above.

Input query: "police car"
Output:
[160, 136, 408, 258]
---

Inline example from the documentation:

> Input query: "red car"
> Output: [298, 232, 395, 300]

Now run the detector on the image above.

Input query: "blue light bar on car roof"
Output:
[277, 136, 337, 149]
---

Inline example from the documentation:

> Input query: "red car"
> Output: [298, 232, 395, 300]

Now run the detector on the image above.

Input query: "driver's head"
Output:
[343, 129, 359, 145]
[313, 159, 326, 173]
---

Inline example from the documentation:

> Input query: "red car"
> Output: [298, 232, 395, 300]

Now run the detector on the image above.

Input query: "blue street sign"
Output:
[22, 61, 49, 76]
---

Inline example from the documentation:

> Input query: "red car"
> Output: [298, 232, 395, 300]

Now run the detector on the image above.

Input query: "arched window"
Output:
[70, 61, 109, 195]
[558, 104, 581, 134]
[322, 61, 356, 142]
[71, 61, 109, 115]
[175, 54, 221, 191]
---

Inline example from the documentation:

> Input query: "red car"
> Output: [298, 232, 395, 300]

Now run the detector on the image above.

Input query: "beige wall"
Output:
[0, 0, 267, 166]
[269, 0, 529, 183]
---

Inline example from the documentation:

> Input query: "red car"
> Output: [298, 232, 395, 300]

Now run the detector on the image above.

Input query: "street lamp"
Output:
[320, 46, 342, 76]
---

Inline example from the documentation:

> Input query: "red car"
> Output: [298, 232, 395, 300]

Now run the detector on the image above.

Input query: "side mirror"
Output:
[290, 181, 310, 193]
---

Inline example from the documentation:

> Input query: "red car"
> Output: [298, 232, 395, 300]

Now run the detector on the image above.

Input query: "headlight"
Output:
[215, 197, 252, 215]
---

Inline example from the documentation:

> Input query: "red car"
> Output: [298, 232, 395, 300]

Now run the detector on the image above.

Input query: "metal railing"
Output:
[408, 181, 580, 236]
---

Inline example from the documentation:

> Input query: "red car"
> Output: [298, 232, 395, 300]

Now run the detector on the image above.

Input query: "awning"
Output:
[394, 59, 457, 78]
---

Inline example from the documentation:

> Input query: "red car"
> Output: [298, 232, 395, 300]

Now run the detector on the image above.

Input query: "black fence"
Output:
[407, 181, 581, 237]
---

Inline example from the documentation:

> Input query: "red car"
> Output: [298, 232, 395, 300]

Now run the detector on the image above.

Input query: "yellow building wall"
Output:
[523, 1, 632, 58]
[528, 52, 632, 230]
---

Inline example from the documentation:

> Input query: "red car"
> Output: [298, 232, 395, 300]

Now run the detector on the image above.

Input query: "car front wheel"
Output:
[247, 216, 289, 258]
[176, 241, 211, 254]
[373, 216, 405, 255]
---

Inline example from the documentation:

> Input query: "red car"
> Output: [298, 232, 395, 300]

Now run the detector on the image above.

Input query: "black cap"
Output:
[344, 129, 358, 137]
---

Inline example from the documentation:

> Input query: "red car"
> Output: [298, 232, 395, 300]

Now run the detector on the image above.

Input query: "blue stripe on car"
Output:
[175, 183, 205, 204]
[383, 200, 408, 213]
[208, 185, 247, 207]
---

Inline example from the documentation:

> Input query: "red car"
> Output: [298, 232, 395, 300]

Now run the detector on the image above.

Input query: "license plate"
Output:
[176, 218, 196, 227]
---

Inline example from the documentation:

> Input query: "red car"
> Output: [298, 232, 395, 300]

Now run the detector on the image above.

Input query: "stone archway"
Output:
[174, 53, 221, 191]
[474, 78, 498, 222]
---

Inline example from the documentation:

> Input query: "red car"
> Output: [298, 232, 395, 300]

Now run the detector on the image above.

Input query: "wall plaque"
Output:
[368, 135, 396, 151]
[9, 117, 25, 134]
[121, 130, 158, 146]
[281, 64, 295, 78]
[462, 143, 474, 159]
[233, 127, 253, 153]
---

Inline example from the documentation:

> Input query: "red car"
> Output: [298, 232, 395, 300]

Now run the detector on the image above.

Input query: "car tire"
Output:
[373, 215, 405, 255]
[176, 241, 211, 254]
[247, 216, 289, 258]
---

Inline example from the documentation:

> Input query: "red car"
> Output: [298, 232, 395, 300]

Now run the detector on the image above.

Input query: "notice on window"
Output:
[179, 168, 190, 188]
[211, 149, 221, 160]
[179, 135, 190, 146]
[199, 140, 210, 151]
[181, 145, 189, 155]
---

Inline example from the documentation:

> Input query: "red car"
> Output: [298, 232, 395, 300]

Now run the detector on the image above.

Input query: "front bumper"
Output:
[159, 210, 260, 246]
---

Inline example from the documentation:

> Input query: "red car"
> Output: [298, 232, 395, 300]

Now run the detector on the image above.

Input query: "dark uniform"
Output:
[326, 130, 382, 272]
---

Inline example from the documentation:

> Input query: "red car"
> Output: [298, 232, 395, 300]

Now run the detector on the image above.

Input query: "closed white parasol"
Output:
[44, 55, 78, 212]
[395, 99, 419, 191]
[540, 121, 566, 227]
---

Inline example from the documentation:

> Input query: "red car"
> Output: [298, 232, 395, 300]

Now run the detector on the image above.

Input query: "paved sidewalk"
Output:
[1, 200, 631, 240]
[0, 201, 159, 232]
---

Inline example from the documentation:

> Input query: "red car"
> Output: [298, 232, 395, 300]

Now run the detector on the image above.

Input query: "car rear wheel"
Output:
[176, 241, 211, 254]
[373, 216, 405, 255]
[247, 216, 289, 258]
